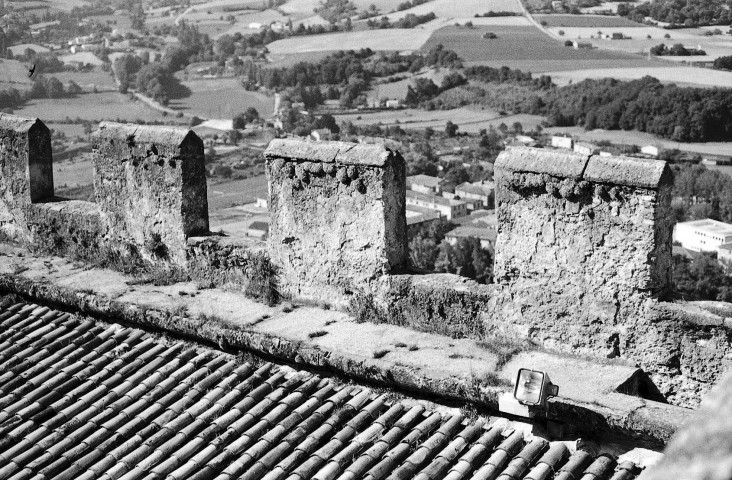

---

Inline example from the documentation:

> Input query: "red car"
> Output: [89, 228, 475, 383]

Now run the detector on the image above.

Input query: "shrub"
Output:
[373, 349, 390, 359]
[308, 330, 328, 338]
[244, 252, 281, 306]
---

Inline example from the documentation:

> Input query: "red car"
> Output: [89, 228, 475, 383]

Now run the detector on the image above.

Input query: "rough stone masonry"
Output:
[492, 147, 674, 356]
[265, 139, 408, 301]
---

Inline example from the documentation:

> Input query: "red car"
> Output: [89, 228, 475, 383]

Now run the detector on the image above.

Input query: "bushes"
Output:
[244, 251, 281, 306]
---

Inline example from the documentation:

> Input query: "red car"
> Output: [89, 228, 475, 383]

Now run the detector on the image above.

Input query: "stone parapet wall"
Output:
[265, 139, 407, 302]
[0, 115, 210, 268]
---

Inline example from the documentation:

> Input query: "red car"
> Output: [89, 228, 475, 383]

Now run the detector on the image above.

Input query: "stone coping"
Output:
[0, 112, 44, 133]
[94, 121, 197, 147]
[265, 138, 395, 167]
[495, 147, 670, 189]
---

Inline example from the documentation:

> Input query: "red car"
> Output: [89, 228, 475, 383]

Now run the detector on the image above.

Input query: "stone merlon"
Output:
[265, 138, 407, 302]
[92, 121, 209, 264]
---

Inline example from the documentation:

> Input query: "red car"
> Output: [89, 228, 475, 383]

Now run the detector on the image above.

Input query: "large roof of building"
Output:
[406, 175, 443, 188]
[0, 302, 646, 480]
[407, 190, 465, 207]
[676, 219, 732, 236]
[446, 226, 497, 242]
[455, 183, 494, 197]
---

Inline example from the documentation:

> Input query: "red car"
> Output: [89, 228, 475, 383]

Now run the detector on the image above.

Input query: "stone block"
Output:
[0, 114, 52, 242]
[265, 139, 407, 301]
[92, 122, 209, 264]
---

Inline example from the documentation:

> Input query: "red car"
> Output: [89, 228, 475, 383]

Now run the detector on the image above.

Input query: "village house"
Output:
[406, 174, 443, 195]
[551, 135, 574, 150]
[445, 225, 497, 251]
[454, 181, 495, 209]
[406, 190, 468, 220]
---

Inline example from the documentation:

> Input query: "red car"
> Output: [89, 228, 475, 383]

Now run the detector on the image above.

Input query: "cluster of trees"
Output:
[408, 219, 493, 284]
[232, 107, 260, 129]
[314, 0, 357, 23]
[543, 76, 732, 142]
[366, 12, 437, 29]
[713, 55, 732, 70]
[617, 0, 732, 26]
[650, 43, 706, 56]
[404, 72, 467, 106]
[464, 65, 553, 89]
[671, 164, 732, 224]
[474, 11, 520, 17]
[397, 0, 431, 11]
[673, 253, 732, 302]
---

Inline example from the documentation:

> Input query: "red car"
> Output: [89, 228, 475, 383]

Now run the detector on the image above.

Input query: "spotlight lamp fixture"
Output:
[513, 368, 560, 408]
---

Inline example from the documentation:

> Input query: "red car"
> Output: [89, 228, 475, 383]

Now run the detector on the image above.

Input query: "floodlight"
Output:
[513, 368, 559, 407]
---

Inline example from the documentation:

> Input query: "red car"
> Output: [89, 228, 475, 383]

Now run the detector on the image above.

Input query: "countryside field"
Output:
[545, 25, 732, 61]
[336, 107, 544, 133]
[422, 25, 658, 70]
[534, 14, 644, 28]
[543, 126, 732, 157]
[208, 175, 269, 212]
[172, 78, 275, 119]
[12, 92, 179, 123]
[267, 28, 437, 54]
[544, 66, 732, 88]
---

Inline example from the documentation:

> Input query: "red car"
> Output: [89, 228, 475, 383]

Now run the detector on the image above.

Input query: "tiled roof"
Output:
[406, 175, 442, 188]
[0, 302, 643, 480]
[407, 190, 465, 207]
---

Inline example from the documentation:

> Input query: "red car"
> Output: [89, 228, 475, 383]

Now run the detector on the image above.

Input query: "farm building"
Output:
[385, 99, 401, 109]
[256, 197, 268, 209]
[551, 136, 574, 150]
[641, 145, 660, 157]
[407, 174, 443, 195]
[406, 190, 468, 220]
[310, 128, 333, 141]
[574, 142, 598, 155]
[674, 219, 732, 253]
[573, 41, 593, 49]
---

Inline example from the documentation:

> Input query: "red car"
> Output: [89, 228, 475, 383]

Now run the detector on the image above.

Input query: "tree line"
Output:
[617, 0, 732, 27]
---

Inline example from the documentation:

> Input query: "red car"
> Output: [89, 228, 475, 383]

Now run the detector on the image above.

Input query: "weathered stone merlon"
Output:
[92, 121, 209, 264]
[265, 138, 407, 302]
[265, 138, 395, 166]
[496, 146, 671, 189]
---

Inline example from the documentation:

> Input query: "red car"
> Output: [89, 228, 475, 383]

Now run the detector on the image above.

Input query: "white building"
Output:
[641, 145, 660, 157]
[454, 181, 494, 209]
[406, 175, 443, 195]
[574, 142, 598, 155]
[406, 191, 468, 220]
[674, 219, 732, 252]
[551, 136, 573, 150]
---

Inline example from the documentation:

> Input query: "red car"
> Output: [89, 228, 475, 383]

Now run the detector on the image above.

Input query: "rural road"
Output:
[515, 0, 561, 41]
